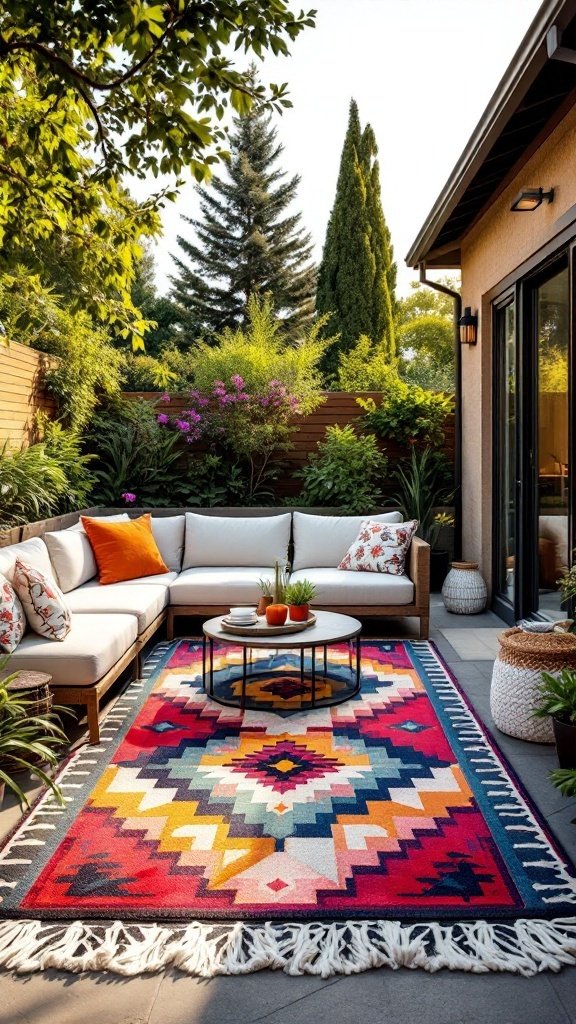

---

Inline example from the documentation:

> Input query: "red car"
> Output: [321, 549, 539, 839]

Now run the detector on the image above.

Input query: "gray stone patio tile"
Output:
[0, 970, 162, 1024]
[548, 967, 576, 1023]
[148, 971, 339, 1024]
[252, 968, 572, 1024]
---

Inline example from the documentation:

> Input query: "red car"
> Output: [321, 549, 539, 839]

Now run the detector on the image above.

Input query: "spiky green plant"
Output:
[284, 579, 316, 605]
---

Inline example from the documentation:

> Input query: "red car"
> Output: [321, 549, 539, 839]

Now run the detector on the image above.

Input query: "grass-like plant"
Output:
[533, 669, 576, 725]
[0, 661, 70, 809]
[0, 439, 68, 528]
[284, 579, 316, 605]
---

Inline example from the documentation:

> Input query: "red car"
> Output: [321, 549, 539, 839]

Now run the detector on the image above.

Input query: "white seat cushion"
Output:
[170, 567, 272, 605]
[183, 512, 291, 569]
[66, 579, 174, 632]
[289, 568, 414, 606]
[6, 613, 138, 687]
[292, 511, 403, 570]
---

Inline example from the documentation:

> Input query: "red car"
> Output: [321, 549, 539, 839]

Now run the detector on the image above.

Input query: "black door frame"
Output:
[492, 244, 575, 623]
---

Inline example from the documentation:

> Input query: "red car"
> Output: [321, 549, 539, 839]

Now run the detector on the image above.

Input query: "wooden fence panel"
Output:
[0, 342, 58, 448]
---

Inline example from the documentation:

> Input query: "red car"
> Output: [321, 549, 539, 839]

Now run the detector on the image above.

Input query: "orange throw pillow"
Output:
[81, 513, 168, 585]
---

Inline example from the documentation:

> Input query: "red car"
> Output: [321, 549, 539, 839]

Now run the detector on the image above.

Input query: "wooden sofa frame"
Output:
[2, 507, 431, 742]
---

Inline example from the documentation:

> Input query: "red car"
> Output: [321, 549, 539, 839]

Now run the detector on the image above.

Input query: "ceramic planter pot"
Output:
[289, 603, 309, 622]
[442, 561, 487, 614]
[257, 596, 273, 616]
[265, 604, 288, 626]
[553, 717, 576, 768]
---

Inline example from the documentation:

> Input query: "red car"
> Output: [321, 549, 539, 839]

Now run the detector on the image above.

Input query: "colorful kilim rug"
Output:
[0, 639, 575, 977]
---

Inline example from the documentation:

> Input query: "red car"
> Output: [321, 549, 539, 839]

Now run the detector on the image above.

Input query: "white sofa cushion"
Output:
[6, 613, 138, 687]
[183, 513, 291, 569]
[0, 537, 53, 583]
[44, 529, 98, 593]
[150, 515, 185, 572]
[170, 567, 271, 605]
[288, 568, 414, 606]
[66, 579, 172, 632]
[292, 511, 403, 570]
[538, 515, 568, 569]
[46, 514, 131, 593]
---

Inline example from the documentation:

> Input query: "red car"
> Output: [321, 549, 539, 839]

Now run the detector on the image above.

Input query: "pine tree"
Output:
[170, 96, 316, 341]
[316, 100, 396, 377]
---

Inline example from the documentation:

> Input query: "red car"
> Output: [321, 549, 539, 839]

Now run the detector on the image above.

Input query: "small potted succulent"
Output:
[257, 577, 274, 617]
[0, 660, 69, 809]
[533, 668, 576, 768]
[284, 579, 316, 623]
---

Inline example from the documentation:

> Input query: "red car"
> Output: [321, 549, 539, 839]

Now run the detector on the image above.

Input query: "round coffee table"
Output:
[202, 611, 362, 711]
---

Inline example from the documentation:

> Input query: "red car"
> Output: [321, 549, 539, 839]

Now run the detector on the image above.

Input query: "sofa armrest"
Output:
[408, 536, 430, 608]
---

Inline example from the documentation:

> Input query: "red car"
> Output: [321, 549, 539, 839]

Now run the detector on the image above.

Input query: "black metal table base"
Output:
[202, 635, 361, 712]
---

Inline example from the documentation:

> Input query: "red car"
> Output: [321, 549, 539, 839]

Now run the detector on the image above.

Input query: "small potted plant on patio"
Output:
[0, 659, 69, 809]
[256, 577, 274, 616]
[284, 579, 316, 623]
[533, 668, 576, 768]
[393, 447, 455, 592]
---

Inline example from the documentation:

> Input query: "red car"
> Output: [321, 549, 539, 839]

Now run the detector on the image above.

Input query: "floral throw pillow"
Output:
[338, 519, 419, 576]
[0, 572, 26, 653]
[12, 559, 72, 642]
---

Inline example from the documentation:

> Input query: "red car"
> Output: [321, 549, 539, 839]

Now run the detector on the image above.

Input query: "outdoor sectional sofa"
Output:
[0, 507, 430, 743]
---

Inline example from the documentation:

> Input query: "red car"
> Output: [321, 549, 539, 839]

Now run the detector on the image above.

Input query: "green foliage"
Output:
[0, 440, 69, 528]
[297, 424, 387, 514]
[316, 99, 396, 377]
[171, 81, 317, 340]
[337, 335, 400, 391]
[36, 414, 96, 512]
[0, 3, 315, 184]
[358, 383, 453, 448]
[0, 659, 70, 808]
[392, 447, 454, 544]
[284, 579, 316, 605]
[558, 557, 576, 606]
[396, 279, 458, 393]
[185, 295, 328, 414]
[0, 269, 122, 429]
[549, 768, 576, 798]
[86, 399, 188, 507]
[120, 354, 179, 392]
[534, 669, 576, 725]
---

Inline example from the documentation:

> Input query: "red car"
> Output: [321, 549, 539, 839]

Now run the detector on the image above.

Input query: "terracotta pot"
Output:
[257, 596, 273, 616]
[265, 603, 288, 626]
[289, 604, 309, 622]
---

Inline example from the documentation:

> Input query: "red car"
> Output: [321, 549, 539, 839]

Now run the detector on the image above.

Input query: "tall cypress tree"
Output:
[316, 100, 396, 376]
[170, 97, 316, 341]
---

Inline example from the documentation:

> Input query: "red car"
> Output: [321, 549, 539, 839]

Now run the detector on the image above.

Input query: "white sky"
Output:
[136, 0, 543, 298]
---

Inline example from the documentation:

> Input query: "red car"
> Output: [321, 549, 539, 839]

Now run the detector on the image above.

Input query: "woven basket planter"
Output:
[442, 562, 487, 614]
[490, 627, 576, 743]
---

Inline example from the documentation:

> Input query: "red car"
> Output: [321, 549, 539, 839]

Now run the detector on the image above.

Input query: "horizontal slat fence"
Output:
[125, 392, 455, 498]
[0, 341, 59, 447]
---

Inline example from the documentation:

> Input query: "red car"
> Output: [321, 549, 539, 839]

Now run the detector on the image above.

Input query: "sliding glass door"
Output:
[493, 249, 574, 623]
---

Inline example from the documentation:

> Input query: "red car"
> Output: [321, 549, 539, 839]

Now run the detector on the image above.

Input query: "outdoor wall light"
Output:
[458, 307, 478, 345]
[510, 187, 554, 212]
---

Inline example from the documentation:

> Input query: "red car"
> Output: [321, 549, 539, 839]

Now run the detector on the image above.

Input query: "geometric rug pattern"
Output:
[1, 640, 575, 922]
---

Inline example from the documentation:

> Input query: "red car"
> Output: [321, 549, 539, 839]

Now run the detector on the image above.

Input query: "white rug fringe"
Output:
[0, 917, 575, 977]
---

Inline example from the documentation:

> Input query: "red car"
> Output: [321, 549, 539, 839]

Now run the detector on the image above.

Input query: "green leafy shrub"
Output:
[358, 383, 453, 447]
[534, 669, 576, 725]
[0, 440, 69, 528]
[85, 399, 188, 507]
[337, 336, 400, 391]
[297, 424, 387, 513]
[120, 354, 178, 392]
[36, 414, 95, 512]
[549, 768, 576, 798]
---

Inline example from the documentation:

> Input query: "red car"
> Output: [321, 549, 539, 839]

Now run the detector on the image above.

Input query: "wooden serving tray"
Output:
[220, 613, 317, 637]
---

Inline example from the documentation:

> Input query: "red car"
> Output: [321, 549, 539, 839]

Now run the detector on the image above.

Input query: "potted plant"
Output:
[533, 668, 576, 768]
[257, 577, 274, 616]
[393, 447, 455, 592]
[0, 660, 69, 809]
[284, 579, 316, 622]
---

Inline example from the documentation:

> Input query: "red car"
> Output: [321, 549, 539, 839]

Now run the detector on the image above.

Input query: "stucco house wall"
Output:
[458, 102, 576, 586]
